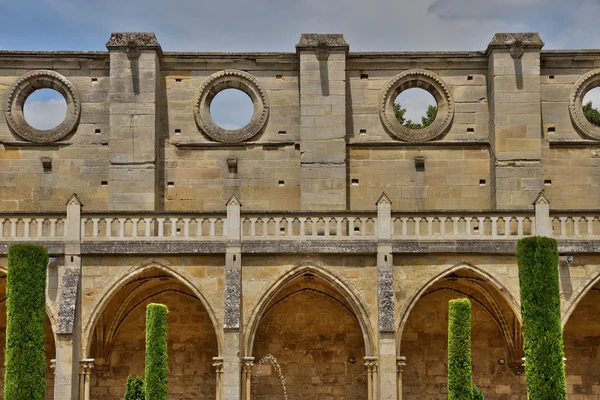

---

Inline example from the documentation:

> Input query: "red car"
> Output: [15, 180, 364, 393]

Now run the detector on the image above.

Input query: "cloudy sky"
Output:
[8, 0, 600, 127]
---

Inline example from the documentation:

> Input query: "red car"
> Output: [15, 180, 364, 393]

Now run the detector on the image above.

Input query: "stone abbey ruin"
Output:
[1, 31, 600, 399]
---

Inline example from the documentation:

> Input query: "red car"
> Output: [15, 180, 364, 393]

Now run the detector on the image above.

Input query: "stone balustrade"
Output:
[2, 193, 600, 247]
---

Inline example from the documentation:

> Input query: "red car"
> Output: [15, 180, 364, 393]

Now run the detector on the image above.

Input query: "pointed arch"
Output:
[396, 262, 521, 356]
[244, 263, 376, 357]
[83, 261, 222, 358]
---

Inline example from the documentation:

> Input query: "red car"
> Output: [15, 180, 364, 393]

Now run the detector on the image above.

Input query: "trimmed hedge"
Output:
[517, 236, 566, 400]
[4, 244, 48, 400]
[448, 298, 472, 400]
[472, 386, 484, 400]
[125, 376, 145, 400]
[145, 303, 168, 400]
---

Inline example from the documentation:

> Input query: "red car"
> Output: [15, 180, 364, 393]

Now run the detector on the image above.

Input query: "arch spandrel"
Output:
[396, 261, 521, 355]
[561, 262, 600, 328]
[82, 261, 223, 358]
[244, 264, 376, 357]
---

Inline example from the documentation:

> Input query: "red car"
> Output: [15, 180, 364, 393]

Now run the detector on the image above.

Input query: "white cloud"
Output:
[23, 98, 67, 131]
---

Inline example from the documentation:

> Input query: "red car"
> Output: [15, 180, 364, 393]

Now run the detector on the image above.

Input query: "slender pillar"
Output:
[242, 357, 254, 400]
[364, 356, 378, 400]
[78, 359, 94, 400]
[396, 356, 406, 400]
[213, 357, 224, 400]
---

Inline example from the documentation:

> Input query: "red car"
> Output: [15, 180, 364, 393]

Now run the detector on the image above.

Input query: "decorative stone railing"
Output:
[391, 212, 535, 239]
[550, 212, 600, 239]
[0, 214, 67, 240]
[241, 212, 377, 239]
[2, 192, 600, 246]
[80, 213, 227, 241]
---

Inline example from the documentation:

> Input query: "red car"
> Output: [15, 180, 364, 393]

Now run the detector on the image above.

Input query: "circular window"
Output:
[5, 70, 80, 143]
[194, 70, 269, 143]
[570, 69, 600, 140]
[24, 89, 67, 130]
[209, 89, 254, 130]
[380, 70, 454, 142]
[393, 88, 438, 130]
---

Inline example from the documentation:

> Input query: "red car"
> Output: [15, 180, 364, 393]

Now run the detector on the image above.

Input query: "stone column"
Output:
[55, 194, 83, 400]
[224, 196, 243, 400]
[213, 357, 224, 400]
[377, 193, 396, 400]
[396, 356, 406, 400]
[534, 190, 551, 236]
[241, 357, 254, 400]
[106, 32, 162, 211]
[78, 359, 94, 400]
[296, 34, 349, 210]
[487, 33, 545, 209]
[364, 356, 378, 400]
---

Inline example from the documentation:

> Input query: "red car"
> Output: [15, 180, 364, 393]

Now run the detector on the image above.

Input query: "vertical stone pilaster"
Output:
[487, 33, 545, 209]
[106, 32, 162, 211]
[296, 34, 349, 210]
[224, 196, 242, 400]
[55, 194, 83, 400]
[534, 190, 551, 236]
[376, 193, 396, 400]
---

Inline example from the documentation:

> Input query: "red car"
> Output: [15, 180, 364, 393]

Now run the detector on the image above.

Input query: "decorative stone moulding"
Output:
[570, 69, 600, 140]
[5, 70, 80, 143]
[379, 69, 454, 142]
[194, 69, 269, 143]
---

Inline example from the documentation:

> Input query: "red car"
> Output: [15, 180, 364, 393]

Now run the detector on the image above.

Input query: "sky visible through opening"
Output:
[394, 88, 437, 123]
[23, 89, 67, 130]
[210, 89, 254, 130]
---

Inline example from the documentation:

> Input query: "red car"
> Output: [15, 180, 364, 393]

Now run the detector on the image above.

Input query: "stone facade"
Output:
[1, 31, 600, 399]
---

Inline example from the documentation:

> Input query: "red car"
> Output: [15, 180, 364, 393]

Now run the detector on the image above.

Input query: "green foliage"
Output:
[517, 237, 566, 400]
[4, 244, 48, 400]
[448, 298, 473, 400]
[472, 386, 485, 400]
[125, 376, 145, 400]
[394, 102, 438, 129]
[583, 101, 600, 127]
[145, 304, 168, 400]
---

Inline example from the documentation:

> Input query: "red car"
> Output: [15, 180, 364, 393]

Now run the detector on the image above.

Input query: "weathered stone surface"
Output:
[57, 268, 79, 334]
[378, 266, 394, 332]
[224, 268, 241, 330]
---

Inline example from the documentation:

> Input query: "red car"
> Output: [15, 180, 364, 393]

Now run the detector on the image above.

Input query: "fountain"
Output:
[251, 354, 288, 400]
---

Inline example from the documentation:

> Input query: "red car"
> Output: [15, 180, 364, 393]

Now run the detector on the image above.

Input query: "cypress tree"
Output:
[4, 244, 48, 400]
[145, 303, 168, 400]
[517, 236, 566, 399]
[448, 298, 473, 400]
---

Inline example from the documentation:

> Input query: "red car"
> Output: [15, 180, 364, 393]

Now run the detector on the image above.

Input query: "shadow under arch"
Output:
[244, 264, 376, 357]
[82, 261, 222, 358]
[396, 262, 521, 356]
[562, 271, 600, 328]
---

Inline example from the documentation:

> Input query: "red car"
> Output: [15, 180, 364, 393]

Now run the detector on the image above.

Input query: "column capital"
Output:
[79, 358, 95, 374]
[212, 357, 224, 373]
[50, 359, 56, 375]
[364, 355, 378, 369]
[397, 356, 407, 372]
